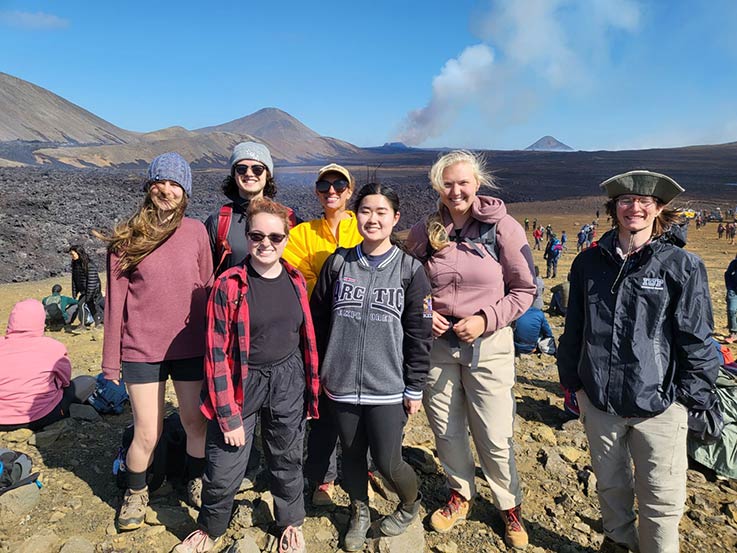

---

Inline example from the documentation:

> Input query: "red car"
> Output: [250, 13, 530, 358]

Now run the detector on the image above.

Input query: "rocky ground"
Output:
[1, 200, 736, 553]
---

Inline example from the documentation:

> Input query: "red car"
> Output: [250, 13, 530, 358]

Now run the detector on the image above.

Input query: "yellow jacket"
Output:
[283, 211, 363, 297]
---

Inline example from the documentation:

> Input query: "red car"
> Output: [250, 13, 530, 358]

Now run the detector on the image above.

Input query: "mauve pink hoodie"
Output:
[0, 299, 72, 424]
[406, 195, 536, 335]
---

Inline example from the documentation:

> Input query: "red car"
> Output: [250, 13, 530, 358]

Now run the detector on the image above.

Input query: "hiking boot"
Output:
[503, 504, 529, 550]
[429, 490, 470, 533]
[118, 487, 149, 531]
[312, 481, 335, 506]
[187, 477, 202, 509]
[279, 525, 306, 553]
[380, 492, 422, 537]
[344, 499, 370, 551]
[599, 537, 630, 553]
[171, 529, 218, 553]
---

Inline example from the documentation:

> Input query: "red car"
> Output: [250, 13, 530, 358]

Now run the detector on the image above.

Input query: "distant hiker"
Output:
[282, 163, 362, 507]
[312, 184, 432, 551]
[96, 152, 212, 531]
[524, 217, 529, 231]
[558, 170, 720, 553]
[513, 306, 555, 356]
[41, 284, 78, 328]
[549, 275, 570, 316]
[560, 230, 568, 251]
[531, 265, 545, 310]
[406, 150, 534, 549]
[727, 222, 736, 245]
[718, 222, 725, 239]
[545, 224, 553, 239]
[576, 228, 587, 252]
[586, 225, 595, 247]
[67, 245, 104, 328]
[595, 208, 600, 219]
[543, 234, 562, 278]
[205, 141, 299, 276]
[726, 253, 737, 344]
[0, 299, 95, 431]
[175, 199, 319, 553]
[532, 218, 537, 230]
[533, 226, 543, 250]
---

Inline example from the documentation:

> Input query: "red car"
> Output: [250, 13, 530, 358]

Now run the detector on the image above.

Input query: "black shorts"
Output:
[121, 356, 204, 384]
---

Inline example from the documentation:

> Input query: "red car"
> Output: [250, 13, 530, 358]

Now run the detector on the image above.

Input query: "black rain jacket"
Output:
[557, 225, 719, 417]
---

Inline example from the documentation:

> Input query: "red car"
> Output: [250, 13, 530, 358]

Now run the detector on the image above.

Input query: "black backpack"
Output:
[113, 413, 188, 491]
[0, 449, 39, 495]
[421, 222, 500, 263]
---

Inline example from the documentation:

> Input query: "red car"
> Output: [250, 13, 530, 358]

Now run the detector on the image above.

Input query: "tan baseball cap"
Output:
[316, 163, 354, 188]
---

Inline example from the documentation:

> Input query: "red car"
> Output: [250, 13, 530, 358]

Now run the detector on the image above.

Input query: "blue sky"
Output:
[1, 0, 736, 151]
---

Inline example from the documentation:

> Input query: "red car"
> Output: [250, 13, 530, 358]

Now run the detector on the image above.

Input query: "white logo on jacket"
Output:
[641, 277, 664, 290]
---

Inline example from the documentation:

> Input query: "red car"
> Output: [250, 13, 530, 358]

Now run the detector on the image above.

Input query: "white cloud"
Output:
[0, 10, 69, 30]
[394, 0, 642, 146]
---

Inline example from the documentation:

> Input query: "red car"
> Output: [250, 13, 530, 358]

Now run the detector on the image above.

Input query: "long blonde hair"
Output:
[426, 150, 497, 251]
[94, 192, 188, 272]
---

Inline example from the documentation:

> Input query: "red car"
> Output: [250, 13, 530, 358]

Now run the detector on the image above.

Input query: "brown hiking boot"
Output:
[503, 504, 529, 550]
[312, 481, 335, 506]
[118, 487, 149, 531]
[429, 490, 471, 533]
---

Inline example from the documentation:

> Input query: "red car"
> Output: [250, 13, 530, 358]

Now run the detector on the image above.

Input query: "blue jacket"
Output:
[513, 307, 553, 354]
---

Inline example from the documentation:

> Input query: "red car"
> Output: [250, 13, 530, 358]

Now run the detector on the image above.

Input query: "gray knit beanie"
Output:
[229, 141, 274, 175]
[145, 152, 192, 196]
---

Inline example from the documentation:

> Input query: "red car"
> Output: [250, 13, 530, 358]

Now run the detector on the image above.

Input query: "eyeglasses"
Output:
[234, 164, 267, 177]
[616, 196, 657, 207]
[247, 231, 286, 244]
[315, 179, 350, 194]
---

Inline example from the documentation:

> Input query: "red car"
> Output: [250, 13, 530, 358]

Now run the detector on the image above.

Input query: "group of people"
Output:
[88, 144, 535, 553]
[2, 141, 726, 553]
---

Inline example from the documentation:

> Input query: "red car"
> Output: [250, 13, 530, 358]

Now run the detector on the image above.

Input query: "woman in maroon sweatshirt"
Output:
[406, 150, 535, 549]
[98, 152, 213, 531]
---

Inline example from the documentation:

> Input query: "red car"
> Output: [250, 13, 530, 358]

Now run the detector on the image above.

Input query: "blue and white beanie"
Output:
[145, 152, 192, 197]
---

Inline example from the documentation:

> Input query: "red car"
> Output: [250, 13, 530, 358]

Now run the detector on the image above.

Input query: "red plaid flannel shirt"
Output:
[200, 259, 320, 433]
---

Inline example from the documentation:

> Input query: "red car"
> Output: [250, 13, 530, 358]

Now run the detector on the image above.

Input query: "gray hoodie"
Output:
[310, 245, 433, 404]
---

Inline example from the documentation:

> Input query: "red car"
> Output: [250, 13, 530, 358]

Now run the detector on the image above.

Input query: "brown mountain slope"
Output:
[196, 107, 362, 161]
[0, 72, 137, 144]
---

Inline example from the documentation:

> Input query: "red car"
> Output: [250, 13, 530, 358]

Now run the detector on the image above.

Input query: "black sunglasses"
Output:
[234, 164, 267, 177]
[247, 231, 286, 244]
[315, 179, 349, 194]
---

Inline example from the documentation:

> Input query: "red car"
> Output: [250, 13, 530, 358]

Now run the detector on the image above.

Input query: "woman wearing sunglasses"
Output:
[282, 163, 363, 506]
[174, 198, 319, 553]
[205, 141, 299, 275]
[97, 152, 212, 531]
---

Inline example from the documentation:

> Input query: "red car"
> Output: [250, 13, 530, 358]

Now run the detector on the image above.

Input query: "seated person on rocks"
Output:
[0, 299, 96, 431]
[42, 284, 78, 329]
[549, 274, 571, 316]
[513, 306, 555, 356]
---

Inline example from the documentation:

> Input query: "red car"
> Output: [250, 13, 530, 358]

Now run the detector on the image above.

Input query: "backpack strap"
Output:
[446, 222, 499, 262]
[215, 204, 234, 275]
[400, 251, 420, 291]
[329, 247, 350, 282]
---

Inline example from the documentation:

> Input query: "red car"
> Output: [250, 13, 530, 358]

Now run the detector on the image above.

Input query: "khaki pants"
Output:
[577, 391, 688, 553]
[423, 326, 522, 509]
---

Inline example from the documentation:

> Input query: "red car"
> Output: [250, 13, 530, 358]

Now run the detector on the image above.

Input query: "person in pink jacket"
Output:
[97, 152, 213, 531]
[0, 299, 95, 431]
[406, 150, 535, 550]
